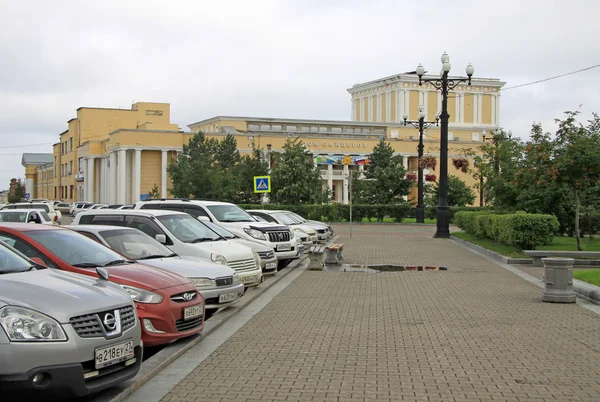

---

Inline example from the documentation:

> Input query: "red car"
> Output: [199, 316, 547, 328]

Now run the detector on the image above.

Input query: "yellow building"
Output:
[22, 153, 54, 200]
[25, 72, 504, 205]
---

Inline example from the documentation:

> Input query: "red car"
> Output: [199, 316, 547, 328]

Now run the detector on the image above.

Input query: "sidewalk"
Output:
[145, 224, 600, 402]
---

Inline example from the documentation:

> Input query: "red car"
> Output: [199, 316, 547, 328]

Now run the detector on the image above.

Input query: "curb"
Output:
[107, 255, 308, 402]
[450, 235, 600, 305]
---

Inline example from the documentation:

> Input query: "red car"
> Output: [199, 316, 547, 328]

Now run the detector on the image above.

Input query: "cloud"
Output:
[1, 0, 599, 189]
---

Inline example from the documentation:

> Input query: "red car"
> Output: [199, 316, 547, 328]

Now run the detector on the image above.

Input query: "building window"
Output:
[54, 187, 57, 199]
[69, 137, 73, 152]
[70, 185, 74, 199]
[69, 161, 73, 175]
[54, 157, 57, 177]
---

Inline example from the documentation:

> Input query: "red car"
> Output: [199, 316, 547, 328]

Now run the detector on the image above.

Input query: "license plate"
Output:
[219, 293, 239, 303]
[184, 304, 203, 320]
[95, 340, 134, 369]
[265, 262, 277, 270]
[277, 243, 291, 251]
[241, 275, 258, 284]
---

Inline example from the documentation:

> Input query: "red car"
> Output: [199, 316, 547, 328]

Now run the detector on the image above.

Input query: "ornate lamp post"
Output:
[416, 52, 474, 238]
[403, 106, 439, 223]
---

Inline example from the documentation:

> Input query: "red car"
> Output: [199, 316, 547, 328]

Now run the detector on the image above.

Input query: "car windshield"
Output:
[25, 229, 133, 267]
[202, 221, 236, 239]
[99, 229, 174, 260]
[0, 211, 29, 223]
[288, 212, 307, 223]
[157, 214, 221, 243]
[0, 242, 33, 274]
[207, 205, 256, 222]
[284, 213, 305, 224]
[271, 212, 297, 225]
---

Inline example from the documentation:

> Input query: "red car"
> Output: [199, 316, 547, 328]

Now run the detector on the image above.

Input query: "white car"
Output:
[0, 209, 54, 225]
[71, 209, 263, 287]
[66, 225, 246, 318]
[247, 210, 319, 246]
[70, 201, 94, 216]
[285, 211, 333, 242]
[133, 199, 300, 268]
[1, 202, 62, 224]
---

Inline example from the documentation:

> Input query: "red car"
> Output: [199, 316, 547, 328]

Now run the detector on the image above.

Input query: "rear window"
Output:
[78, 214, 125, 226]
[0, 211, 29, 222]
[30, 204, 50, 213]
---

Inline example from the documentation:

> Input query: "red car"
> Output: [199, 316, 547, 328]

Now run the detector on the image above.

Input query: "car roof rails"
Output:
[143, 198, 190, 202]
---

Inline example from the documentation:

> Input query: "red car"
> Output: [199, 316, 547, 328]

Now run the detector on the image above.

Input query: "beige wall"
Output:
[141, 150, 162, 195]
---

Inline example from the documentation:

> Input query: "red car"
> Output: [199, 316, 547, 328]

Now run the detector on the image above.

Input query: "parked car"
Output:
[72, 209, 264, 287]
[107, 204, 124, 209]
[201, 220, 278, 275]
[66, 225, 245, 318]
[118, 204, 134, 210]
[284, 211, 333, 242]
[54, 202, 72, 214]
[0, 240, 143, 399]
[247, 210, 318, 247]
[89, 204, 108, 210]
[70, 201, 94, 216]
[0, 224, 205, 347]
[133, 199, 299, 268]
[1, 202, 62, 224]
[0, 209, 54, 225]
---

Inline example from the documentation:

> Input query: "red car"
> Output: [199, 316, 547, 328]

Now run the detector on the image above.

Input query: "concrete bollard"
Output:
[542, 257, 576, 303]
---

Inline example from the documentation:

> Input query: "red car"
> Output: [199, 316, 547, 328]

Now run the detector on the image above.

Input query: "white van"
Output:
[72, 209, 263, 286]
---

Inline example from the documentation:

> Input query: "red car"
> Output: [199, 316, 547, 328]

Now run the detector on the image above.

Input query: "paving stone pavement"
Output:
[159, 224, 600, 402]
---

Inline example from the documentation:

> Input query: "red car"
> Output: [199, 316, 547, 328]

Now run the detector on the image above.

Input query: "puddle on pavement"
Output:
[326, 264, 448, 273]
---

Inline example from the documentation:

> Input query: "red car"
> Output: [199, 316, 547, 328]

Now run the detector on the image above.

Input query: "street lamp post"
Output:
[416, 52, 474, 238]
[403, 106, 439, 223]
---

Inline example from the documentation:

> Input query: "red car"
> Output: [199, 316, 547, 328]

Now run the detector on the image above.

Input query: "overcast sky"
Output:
[1, 0, 599, 190]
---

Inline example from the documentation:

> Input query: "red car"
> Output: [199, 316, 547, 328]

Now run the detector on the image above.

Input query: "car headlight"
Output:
[232, 272, 240, 285]
[120, 285, 163, 304]
[211, 253, 228, 265]
[191, 278, 213, 288]
[0, 306, 67, 342]
[243, 228, 266, 240]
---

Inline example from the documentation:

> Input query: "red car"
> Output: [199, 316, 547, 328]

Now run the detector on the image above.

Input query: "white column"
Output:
[351, 99, 355, 121]
[100, 158, 106, 204]
[110, 152, 117, 204]
[161, 150, 168, 198]
[404, 90, 410, 119]
[460, 93, 465, 123]
[386, 92, 391, 122]
[343, 165, 349, 205]
[368, 96, 373, 121]
[26, 178, 34, 198]
[358, 164, 364, 179]
[327, 164, 333, 194]
[376, 93, 382, 122]
[403, 155, 409, 170]
[86, 157, 95, 203]
[477, 94, 483, 124]
[496, 93, 501, 125]
[397, 89, 405, 122]
[455, 92, 461, 123]
[133, 149, 142, 203]
[117, 149, 127, 204]
[360, 98, 365, 122]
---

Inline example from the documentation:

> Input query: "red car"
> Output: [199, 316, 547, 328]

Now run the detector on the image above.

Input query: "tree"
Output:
[148, 183, 160, 199]
[269, 138, 327, 204]
[234, 149, 269, 204]
[216, 134, 241, 169]
[356, 139, 411, 204]
[427, 175, 475, 207]
[8, 178, 25, 203]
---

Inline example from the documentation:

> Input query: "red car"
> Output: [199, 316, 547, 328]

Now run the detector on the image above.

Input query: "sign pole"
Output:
[349, 170, 352, 238]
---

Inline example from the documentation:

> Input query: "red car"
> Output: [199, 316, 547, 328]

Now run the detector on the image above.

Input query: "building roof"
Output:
[21, 153, 53, 166]
[188, 115, 402, 129]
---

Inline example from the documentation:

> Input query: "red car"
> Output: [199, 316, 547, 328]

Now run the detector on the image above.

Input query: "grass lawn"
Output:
[573, 270, 600, 287]
[357, 217, 436, 224]
[452, 231, 600, 258]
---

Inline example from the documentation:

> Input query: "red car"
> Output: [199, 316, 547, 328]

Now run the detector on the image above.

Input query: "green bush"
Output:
[456, 210, 559, 250]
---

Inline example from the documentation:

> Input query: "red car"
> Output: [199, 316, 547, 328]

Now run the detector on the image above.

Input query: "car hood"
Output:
[230, 238, 274, 253]
[187, 239, 255, 261]
[136, 255, 235, 279]
[292, 224, 317, 235]
[101, 263, 192, 291]
[219, 221, 288, 232]
[0, 269, 134, 323]
[305, 221, 330, 229]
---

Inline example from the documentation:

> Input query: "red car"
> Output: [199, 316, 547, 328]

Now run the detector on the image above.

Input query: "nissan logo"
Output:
[103, 313, 117, 331]
[183, 292, 195, 301]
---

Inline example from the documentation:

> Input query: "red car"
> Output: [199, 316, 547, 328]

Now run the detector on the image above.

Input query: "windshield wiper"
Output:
[137, 254, 172, 260]
[191, 237, 216, 243]
[103, 259, 135, 267]
[72, 262, 99, 268]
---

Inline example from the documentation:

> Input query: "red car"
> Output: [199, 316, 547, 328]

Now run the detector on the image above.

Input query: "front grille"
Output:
[266, 231, 291, 243]
[70, 305, 135, 338]
[170, 291, 199, 303]
[317, 229, 327, 234]
[175, 316, 203, 332]
[215, 276, 233, 286]
[228, 258, 258, 273]
[257, 251, 275, 259]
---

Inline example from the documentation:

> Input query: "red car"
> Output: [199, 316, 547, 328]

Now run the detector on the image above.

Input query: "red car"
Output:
[0, 224, 205, 347]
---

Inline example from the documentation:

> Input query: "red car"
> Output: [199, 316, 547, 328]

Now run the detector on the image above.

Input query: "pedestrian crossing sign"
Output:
[254, 176, 271, 193]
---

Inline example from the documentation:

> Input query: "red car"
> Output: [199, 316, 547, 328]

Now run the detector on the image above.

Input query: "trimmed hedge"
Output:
[240, 203, 491, 223]
[455, 211, 559, 250]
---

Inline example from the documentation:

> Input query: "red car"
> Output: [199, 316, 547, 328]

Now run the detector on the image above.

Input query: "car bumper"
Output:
[198, 283, 245, 310]
[237, 268, 263, 287]
[260, 256, 278, 275]
[0, 346, 142, 399]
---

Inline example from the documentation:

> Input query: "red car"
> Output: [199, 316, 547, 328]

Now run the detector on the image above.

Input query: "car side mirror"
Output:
[155, 234, 167, 244]
[197, 216, 210, 222]
[30, 257, 47, 267]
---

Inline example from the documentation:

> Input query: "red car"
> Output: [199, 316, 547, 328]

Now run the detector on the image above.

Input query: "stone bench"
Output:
[308, 245, 326, 270]
[523, 250, 600, 267]
[324, 243, 344, 265]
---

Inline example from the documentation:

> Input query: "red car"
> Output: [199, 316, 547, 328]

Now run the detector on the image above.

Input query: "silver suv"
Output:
[0, 241, 142, 399]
